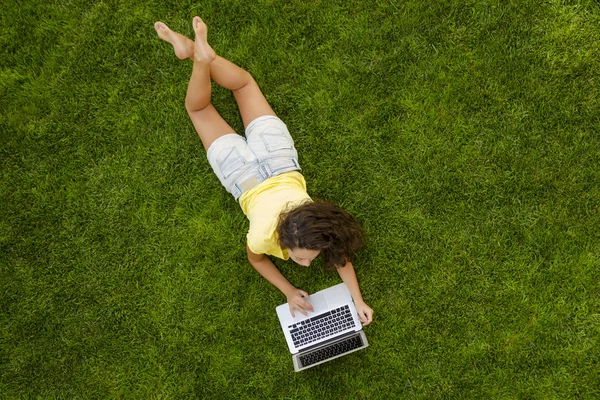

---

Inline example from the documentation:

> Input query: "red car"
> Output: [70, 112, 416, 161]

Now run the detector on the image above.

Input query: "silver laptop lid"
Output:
[292, 331, 369, 372]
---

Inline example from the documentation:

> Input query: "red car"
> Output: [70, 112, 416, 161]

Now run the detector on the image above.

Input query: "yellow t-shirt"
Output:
[239, 171, 311, 259]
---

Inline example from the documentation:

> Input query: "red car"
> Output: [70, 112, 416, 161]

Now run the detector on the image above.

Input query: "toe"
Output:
[193, 16, 206, 33]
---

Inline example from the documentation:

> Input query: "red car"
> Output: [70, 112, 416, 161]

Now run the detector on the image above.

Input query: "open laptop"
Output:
[275, 283, 369, 371]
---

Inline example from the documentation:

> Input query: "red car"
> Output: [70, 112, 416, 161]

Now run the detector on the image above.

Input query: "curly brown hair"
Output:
[276, 200, 365, 269]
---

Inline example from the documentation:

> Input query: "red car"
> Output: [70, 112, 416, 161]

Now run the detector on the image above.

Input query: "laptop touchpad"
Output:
[308, 293, 329, 313]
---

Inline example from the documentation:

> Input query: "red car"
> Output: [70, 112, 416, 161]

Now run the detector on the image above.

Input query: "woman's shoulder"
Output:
[246, 222, 287, 259]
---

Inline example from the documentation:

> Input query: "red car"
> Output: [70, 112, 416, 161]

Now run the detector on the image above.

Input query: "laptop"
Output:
[275, 283, 369, 371]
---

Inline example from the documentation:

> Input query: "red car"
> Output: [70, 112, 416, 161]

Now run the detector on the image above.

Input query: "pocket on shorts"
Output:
[268, 157, 300, 175]
[217, 147, 246, 179]
[260, 128, 294, 152]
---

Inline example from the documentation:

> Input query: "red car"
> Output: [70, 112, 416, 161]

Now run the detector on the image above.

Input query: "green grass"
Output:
[1, 0, 599, 398]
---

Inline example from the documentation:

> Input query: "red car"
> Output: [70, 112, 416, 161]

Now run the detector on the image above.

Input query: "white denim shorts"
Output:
[206, 115, 301, 200]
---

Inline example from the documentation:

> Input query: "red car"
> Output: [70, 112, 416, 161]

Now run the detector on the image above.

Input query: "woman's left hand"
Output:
[355, 301, 374, 326]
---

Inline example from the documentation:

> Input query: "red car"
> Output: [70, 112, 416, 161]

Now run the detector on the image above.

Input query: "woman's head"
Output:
[276, 200, 365, 269]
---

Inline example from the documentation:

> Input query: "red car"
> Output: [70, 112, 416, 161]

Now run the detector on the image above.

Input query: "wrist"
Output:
[282, 285, 297, 298]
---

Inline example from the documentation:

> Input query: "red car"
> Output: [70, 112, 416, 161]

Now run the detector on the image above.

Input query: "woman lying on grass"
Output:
[154, 17, 373, 325]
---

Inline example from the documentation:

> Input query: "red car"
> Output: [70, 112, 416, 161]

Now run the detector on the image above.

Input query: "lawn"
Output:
[1, 0, 599, 398]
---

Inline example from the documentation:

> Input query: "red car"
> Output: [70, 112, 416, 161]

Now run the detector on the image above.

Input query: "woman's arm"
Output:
[336, 261, 374, 325]
[246, 245, 313, 317]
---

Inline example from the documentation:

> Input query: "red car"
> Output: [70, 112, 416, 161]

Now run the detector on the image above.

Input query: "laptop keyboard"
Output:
[289, 305, 355, 347]
[299, 333, 364, 368]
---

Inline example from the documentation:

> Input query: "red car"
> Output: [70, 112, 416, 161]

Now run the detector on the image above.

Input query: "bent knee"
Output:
[232, 71, 255, 92]
[185, 98, 206, 114]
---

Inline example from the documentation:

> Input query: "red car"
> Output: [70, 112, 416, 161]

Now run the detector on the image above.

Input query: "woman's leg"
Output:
[155, 18, 277, 130]
[208, 57, 277, 129]
[155, 17, 234, 151]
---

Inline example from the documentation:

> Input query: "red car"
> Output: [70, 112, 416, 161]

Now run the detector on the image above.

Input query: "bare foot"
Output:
[192, 17, 216, 64]
[154, 21, 193, 60]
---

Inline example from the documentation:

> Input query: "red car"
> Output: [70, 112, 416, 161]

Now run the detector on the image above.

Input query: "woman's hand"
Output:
[286, 288, 314, 317]
[355, 301, 374, 326]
